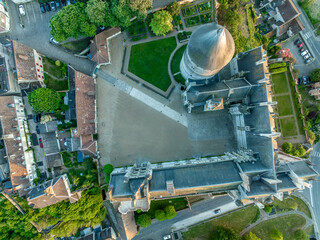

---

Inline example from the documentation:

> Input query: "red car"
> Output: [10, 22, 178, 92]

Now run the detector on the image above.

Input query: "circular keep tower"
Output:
[180, 23, 235, 81]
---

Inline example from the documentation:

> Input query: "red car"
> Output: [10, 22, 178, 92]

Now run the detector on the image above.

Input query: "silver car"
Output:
[301, 50, 309, 56]
[304, 53, 311, 60]
[18, 5, 25, 16]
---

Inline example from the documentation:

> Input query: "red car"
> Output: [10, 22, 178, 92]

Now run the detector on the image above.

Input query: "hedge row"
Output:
[269, 62, 287, 69]
[270, 67, 287, 74]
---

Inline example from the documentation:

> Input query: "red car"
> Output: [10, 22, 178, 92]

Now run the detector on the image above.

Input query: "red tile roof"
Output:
[75, 71, 96, 135]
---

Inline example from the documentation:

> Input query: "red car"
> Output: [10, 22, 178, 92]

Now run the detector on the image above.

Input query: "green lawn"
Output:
[61, 38, 91, 53]
[279, 117, 298, 137]
[305, 224, 315, 236]
[43, 58, 69, 91]
[276, 95, 293, 116]
[171, 44, 187, 74]
[272, 72, 288, 94]
[251, 214, 306, 240]
[182, 206, 258, 239]
[174, 73, 185, 85]
[272, 196, 311, 217]
[291, 196, 311, 218]
[128, 37, 177, 91]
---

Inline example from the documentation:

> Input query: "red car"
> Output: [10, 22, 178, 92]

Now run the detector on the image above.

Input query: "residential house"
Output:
[90, 27, 121, 67]
[258, 0, 304, 39]
[12, 41, 44, 87]
[0, 96, 36, 196]
[75, 71, 97, 158]
[27, 174, 81, 208]
[309, 82, 320, 100]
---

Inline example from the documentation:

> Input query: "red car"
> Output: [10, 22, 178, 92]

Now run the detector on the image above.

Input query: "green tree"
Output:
[297, 144, 306, 157]
[219, 0, 229, 10]
[294, 229, 308, 240]
[224, 9, 242, 29]
[270, 228, 283, 240]
[150, 10, 173, 36]
[310, 68, 320, 82]
[104, 164, 114, 183]
[308, 130, 316, 144]
[164, 205, 176, 219]
[137, 214, 151, 228]
[28, 88, 61, 112]
[263, 205, 273, 213]
[86, 0, 106, 26]
[50, 3, 96, 42]
[214, 226, 241, 240]
[129, 0, 152, 14]
[282, 142, 292, 153]
[167, 1, 181, 16]
[243, 232, 261, 240]
[155, 209, 166, 221]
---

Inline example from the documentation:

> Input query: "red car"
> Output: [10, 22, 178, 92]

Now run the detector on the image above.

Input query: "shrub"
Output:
[294, 229, 308, 240]
[310, 68, 320, 82]
[270, 228, 283, 240]
[215, 226, 241, 240]
[263, 205, 273, 213]
[104, 164, 114, 184]
[164, 205, 176, 219]
[282, 142, 292, 153]
[55, 60, 61, 66]
[270, 67, 287, 74]
[155, 209, 166, 221]
[243, 232, 261, 240]
[136, 214, 151, 228]
[308, 130, 316, 144]
[269, 62, 286, 69]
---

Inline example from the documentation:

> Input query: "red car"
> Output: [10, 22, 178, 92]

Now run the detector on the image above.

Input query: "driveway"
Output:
[6, 0, 96, 76]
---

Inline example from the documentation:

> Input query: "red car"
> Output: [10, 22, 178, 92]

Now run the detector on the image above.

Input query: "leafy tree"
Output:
[164, 205, 176, 219]
[310, 68, 320, 82]
[129, 0, 152, 14]
[86, 0, 106, 26]
[263, 205, 273, 213]
[50, 3, 96, 42]
[167, 1, 181, 16]
[104, 164, 114, 183]
[243, 232, 261, 240]
[155, 209, 166, 221]
[137, 214, 151, 228]
[150, 10, 173, 36]
[294, 229, 308, 240]
[104, 0, 133, 28]
[308, 130, 316, 144]
[28, 88, 61, 112]
[219, 0, 229, 10]
[270, 228, 283, 240]
[224, 9, 242, 29]
[214, 226, 241, 240]
[282, 142, 292, 153]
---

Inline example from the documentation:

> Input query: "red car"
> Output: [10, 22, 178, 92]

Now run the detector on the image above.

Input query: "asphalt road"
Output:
[133, 195, 236, 240]
[5, 0, 96, 76]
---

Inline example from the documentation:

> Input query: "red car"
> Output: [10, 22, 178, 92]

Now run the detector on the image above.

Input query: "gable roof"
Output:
[278, 0, 300, 23]
[90, 27, 121, 65]
[75, 71, 96, 135]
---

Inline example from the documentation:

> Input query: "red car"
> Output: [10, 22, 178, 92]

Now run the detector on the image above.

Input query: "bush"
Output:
[282, 142, 292, 153]
[55, 60, 61, 66]
[269, 62, 287, 69]
[308, 130, 316, 144]
[270, 228, 283, 240]
[164, 205, 176, 219]
[243, 232, 261, 240]
[310, 68, 320, 82]
[263, 205, 273, 213]
[294, 229, 308, 240]
[270, 67, 287, 74]
[155, 209, 166, 221]
[215, 226, 241, 240]
[137, 214, 151, 228]
[104, 164, 114, 184]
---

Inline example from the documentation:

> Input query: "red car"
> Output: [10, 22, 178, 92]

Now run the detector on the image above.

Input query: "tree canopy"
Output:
[86, 0, 106, 26]
[28, 88, 61, 112]
[155, 209, 166, 221]
[294, 229, 309, 240]
[150, 10, 173, 36]
[50, 3, 97, 41]
[310, 68, 320, 82]
[282, 142, 292, 153]
[213, 226, 241, 240]
[129, 0, 152, 14]
[137, 214, 151, 228]
[164, 205, 176, 219]
[243, 232, 261, 240]
[270, 228, 283, 240]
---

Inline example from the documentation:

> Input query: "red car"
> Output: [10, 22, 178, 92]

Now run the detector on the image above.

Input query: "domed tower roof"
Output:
[180, 23, 235, 80]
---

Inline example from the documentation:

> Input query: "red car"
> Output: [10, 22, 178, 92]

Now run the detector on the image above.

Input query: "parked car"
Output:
[299, 76, 310, 85]
[55, 0, 61, 8]
[34, 115, 38, 123]
[36, 125, 40, 134]
[214, 209, 221, 214]
[299, 47, 305, 52]
[298, 42, 304, 48]
[39, 138, 43, 148]
[294, 39, 302, 45]
[50, 1, 56, 11]
[18, 5, 26, 16]
[305, 58, 312, 64]
[163, 235, 171, 240]
[36, 113, 41, 122]
[304, 53, 311, 60]
[40, 3, 46, 13]
[301, 50, 309, 56]
[49, 37, 59, 44]
[45, 2, 51, 11]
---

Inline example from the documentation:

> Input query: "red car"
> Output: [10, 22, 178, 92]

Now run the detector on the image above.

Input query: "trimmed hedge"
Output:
[270, 67, 287, 74]
[269, 62, 287, 69]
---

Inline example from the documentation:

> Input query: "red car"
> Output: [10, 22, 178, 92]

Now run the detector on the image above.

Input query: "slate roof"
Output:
[75, 71, 96, 135]
[278, 0, 299, 22]
[65, 137, 81, 152]
[287, 161, 318, 177]
[12, 41, 37, 82]
[90, 27, 121, 65]
[277, 173, 296, 190]
[38, 121, 58, 134]
[43, 132, 60, 155]
[45, 153, 62, 168]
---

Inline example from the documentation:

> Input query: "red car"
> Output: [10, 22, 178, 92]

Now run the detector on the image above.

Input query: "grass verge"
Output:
[272, 72, 289, 94]
[171, 44, 187, 74]
[279, 117, 298, 137]
[276, 95, 293, 116]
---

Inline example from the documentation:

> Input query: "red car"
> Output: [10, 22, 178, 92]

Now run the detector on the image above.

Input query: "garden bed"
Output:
[182, 5, 198, 17]
[146, 13, 156, 36]
[177, 31, 192, 42]
[197, 1, 213, 13]
[127, 19, 147, 41]
[43, 57, 69, 91]
[185, 16, 201, 27]
[200, 13, 213, 24]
